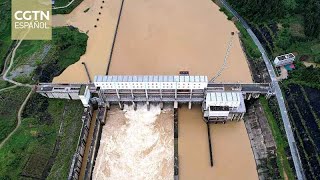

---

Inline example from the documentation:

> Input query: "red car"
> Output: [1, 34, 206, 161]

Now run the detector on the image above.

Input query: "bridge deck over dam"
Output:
[36, 75, 274, 122]
[36, 82, 272, 97]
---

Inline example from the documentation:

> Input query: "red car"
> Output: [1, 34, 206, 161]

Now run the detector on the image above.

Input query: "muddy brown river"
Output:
[52, 0, 258, 179]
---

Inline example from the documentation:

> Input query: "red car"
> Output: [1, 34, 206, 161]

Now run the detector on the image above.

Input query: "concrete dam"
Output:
[35, 74, 274, 179]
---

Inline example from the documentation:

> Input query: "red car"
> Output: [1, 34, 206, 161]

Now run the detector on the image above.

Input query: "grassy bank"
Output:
[260, 97, 295, 180]
[9, 27, 88, 84]
[0, 80, 13, 89]
[53, 0, 84, 15]
[0, 93, 83, 179]
[0, 87, 30, 143]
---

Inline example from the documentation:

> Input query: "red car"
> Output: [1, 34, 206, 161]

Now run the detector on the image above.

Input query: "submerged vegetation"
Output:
[8, 27, 88, 84]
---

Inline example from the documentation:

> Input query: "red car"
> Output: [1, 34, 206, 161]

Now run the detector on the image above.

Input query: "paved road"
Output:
[219, 0, 305, 179]
[53, 0, 75, 10]
[2, 39, 33, 88]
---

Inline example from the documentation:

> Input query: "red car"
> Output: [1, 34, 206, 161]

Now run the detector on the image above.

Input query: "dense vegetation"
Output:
[9, 27, 88, 83]
[0, 94, 83, 179]
[227, 0, 320, 63]
[283, 84, 320, 180]
[223, 0, 320, 179]
[0, 0, 13, 73]
[228, 0, 320, 38]
[0, 87, 30, 143]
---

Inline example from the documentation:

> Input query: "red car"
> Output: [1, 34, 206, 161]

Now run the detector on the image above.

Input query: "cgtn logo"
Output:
[14, 11, 50, 29]
[12, 0, 52, 40]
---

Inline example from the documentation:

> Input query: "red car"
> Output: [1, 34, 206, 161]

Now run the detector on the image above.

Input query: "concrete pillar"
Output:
[145, 89, 148, 99]
[118, 101, 123, 110]
[240, 113, 244, 120]
[175, 89, 177, 99]
[106, 102, 110, 109]
[160, 89, 163, 100]
[189, 89, 193, 99]
[247, 93, 252, 100]
[133, 101, 137, 111]
[160, 102, 164, 110]
[188, 101, 192, 109]
[174, 101, 178, 109]
[266, 92, 272, 99]
[116, 89, 120, 99]
[131, 89, 134, 99]
[252, 93, 260, 98]
[146, 101, 150, 111]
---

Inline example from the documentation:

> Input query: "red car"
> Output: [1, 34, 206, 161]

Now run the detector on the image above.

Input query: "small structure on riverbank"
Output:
[274, 53, 295, 67]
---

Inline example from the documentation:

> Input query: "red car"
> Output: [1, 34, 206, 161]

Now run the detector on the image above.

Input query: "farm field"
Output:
[0, 93, 83, 179]
[284, 84, 320, 180]
[0, 87, 30, 143]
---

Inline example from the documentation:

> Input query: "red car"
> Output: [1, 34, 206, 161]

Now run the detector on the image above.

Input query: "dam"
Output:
[35, 74, 273, 179]
[37, 74, 273, 122]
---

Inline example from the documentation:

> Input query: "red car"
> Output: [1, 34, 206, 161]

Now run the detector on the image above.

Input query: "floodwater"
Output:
[93, 105, 173, 180]
[109, 0, 252, 83]
[52, 0, 122, 83]
[179, 105, 258, 180]
[53, 0, 258, 179]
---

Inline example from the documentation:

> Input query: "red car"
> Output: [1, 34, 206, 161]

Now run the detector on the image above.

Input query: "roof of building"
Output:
[206, 92, 241, 108]
[94, 75, 208, 83]
[276, 53, 295, 61]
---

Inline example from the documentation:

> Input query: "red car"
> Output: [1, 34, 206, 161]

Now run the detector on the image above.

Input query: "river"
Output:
[52, 0, 258, 179]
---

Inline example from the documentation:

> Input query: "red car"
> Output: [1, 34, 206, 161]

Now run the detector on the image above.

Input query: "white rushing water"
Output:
[93, 104, 173, 180]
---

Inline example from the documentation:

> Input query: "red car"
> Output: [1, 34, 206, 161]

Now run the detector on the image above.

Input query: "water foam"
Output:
[93, 104, 173, 180]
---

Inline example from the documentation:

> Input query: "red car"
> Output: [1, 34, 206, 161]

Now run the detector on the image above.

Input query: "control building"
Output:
[203, 92, 245, 122]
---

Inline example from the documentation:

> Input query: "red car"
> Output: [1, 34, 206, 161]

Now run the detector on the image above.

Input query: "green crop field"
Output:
[0, 93, 83, 179]
[0, 0, 13, 73]
[0, 87, 30, 143]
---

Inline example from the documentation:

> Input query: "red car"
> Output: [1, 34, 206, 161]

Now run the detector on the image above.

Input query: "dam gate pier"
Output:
[36, 75, 274, 179]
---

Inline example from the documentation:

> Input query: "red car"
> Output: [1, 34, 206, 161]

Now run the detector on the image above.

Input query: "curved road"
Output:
[219, 0, 305, 179]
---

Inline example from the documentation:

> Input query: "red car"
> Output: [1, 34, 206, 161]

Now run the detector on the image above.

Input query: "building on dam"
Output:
[37, 75, 273, 123]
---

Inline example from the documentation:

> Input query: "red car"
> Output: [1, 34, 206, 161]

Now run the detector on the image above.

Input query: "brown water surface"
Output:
[109, 0, 252, 83]
[53, 0, 258, 179]
[179, 105, 258, 180]
[52, 0, 122, 83]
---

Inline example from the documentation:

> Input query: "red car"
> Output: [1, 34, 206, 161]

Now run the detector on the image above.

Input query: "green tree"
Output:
[303, 0, 320, 38]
